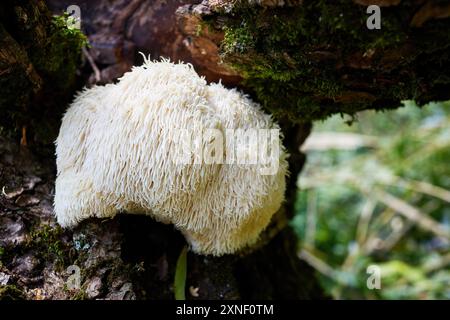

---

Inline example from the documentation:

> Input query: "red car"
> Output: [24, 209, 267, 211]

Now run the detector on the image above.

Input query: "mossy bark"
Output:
[190, 0, 450, 122]
[0, 0, 86, 144]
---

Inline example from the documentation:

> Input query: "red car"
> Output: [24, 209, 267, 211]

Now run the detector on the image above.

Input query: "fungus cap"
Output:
[54, 56, 288, 256]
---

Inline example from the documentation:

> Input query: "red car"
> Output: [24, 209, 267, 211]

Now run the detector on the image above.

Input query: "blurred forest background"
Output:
[294, 100, 450, 299]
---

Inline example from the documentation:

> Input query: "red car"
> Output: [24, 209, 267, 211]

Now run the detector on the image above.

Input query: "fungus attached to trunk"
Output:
[54, 56, 288, 256]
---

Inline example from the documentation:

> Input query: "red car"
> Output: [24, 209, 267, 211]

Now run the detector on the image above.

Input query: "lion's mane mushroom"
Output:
[54, 56, 288, 256]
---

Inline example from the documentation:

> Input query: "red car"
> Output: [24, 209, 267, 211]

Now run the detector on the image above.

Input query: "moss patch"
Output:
[0, 6, 87, 141]
[27, 224, 70, 270]
[206, 0, 450, 122]
[0, 285, 26, 300]
[32, 14, 87, 90]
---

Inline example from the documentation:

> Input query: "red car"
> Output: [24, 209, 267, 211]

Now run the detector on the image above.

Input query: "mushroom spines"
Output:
[54, 58, 288, 256]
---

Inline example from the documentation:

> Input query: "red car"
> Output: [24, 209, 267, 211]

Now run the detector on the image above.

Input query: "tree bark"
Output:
[0, 0, 86, 144]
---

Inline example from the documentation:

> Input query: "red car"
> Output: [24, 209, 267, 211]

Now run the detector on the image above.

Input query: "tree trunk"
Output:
[1, 0, 449, 300]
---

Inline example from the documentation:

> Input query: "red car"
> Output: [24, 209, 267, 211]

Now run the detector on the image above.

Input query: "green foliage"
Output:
[292, 101, 450, 299]
[174, 246, 188, 300]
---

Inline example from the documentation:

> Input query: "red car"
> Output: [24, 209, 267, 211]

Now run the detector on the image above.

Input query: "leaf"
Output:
[174, 246, 188, 300]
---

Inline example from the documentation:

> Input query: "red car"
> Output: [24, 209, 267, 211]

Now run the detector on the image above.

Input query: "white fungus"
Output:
[54, 56, 288, 256]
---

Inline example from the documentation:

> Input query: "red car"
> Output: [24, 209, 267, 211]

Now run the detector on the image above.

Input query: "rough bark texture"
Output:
[0, 0, 86, 144]
[1, 0, 449, 300]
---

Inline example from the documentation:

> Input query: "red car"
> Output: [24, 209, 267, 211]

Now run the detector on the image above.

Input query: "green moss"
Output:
[0, 11, 87, 140]
[0, 285, 25, 300]
[213, 0, 450, 122]
[31, 14, 87, 90]
[28, 225, 68, 270]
